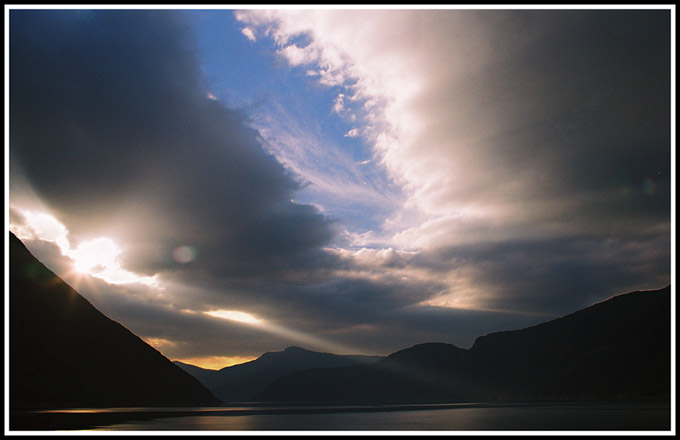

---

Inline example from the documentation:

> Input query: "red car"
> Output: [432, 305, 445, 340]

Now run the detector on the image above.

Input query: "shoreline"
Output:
[10, 400, 671, 431]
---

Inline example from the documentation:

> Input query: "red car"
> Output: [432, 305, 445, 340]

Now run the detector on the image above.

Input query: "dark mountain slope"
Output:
[173, 360, 220, 389]
[175, 346, 382, 403]
[9, 232, 221, 410]
[255, 286, 671, 404]
[467, 285, 671, 401]
[256, 342, 470, 404]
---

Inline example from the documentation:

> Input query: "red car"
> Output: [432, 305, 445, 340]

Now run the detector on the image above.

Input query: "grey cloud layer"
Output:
[235, 8, 671, 344]
[10, 10, 336, 281]
[408, 10, 670, 225]
[9, 9, 672, 360]
[9, 10, 450, 357]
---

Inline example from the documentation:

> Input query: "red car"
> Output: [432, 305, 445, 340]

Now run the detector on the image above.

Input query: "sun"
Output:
[70, 237, 121, 275]
[68, 236, 158, 287]
[11, 207, 160, 288]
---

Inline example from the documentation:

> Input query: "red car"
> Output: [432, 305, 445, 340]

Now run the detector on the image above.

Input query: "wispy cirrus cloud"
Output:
[236, 8, 671, 312]
[236, 9, 671, 248]
[249, 99, 402, 237]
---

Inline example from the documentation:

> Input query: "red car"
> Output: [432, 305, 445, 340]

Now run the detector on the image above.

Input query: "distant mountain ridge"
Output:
[10, 231, 670, 409]
[9, 232, 221, 410]
[254, 286, 671, 404]
[174, 346, 382, 403]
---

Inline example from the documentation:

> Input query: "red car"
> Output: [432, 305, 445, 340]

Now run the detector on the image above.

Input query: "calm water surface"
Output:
[12, 402, 671, 432]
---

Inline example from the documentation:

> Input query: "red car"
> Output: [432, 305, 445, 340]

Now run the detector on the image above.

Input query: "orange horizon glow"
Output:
[173, 355, 257, 370]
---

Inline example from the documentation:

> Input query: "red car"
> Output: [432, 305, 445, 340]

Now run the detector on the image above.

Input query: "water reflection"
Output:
[12, 403, 671, 432]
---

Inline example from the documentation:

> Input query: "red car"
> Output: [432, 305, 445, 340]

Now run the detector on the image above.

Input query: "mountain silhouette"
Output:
[10, 230, 670, 409]
[175, 346, 382, 403]
[255, 286, 671, 404]
[9, 232, 221, 410]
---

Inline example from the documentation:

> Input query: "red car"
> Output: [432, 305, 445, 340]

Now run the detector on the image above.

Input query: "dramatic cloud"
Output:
[9, 10, 346, 360]
[237, 8, 671, 308]
[10, 10, 336, 281]
[8, 8, 672, 363]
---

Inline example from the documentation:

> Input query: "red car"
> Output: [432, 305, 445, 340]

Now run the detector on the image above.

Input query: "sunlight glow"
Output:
[174, 355, 257, 370]
[202, 308, 361, 354]
[68, 237, 158, 287]
[10, 207, 159, 287]
[143, 337, 177, 350]
[205, 309, 262, 325]
[71, 237, 120, 274]
[14, 209, 71, 253]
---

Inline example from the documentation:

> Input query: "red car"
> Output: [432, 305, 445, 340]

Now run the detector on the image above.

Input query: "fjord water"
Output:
[16, 403, 670, 432]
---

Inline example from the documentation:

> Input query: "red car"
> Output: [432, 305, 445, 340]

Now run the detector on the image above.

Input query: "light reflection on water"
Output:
[86, 403, 671, 432]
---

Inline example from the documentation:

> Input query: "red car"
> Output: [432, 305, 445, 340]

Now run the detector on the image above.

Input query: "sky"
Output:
[6, 6, 675, 369]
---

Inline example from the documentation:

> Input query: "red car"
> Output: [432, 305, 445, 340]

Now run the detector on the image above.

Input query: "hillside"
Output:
[255, 286, 671, 404]
[9, 232, 221, 410]
[175, 346, 382, 402]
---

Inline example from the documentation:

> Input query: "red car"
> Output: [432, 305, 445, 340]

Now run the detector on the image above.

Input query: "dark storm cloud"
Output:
[439, 9, 673, 315]
[8, 8, 673, 361]
[418, 232, 671, 316]
[272, 277, 443, 324]
[507, 10, 671, 203]
[383, 9, 671, 234]
[9, 10, 336, 278]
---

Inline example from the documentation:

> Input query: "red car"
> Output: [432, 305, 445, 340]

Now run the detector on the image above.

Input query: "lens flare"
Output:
[173, 245, 197, 263]
[642, 177, 657, 195]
